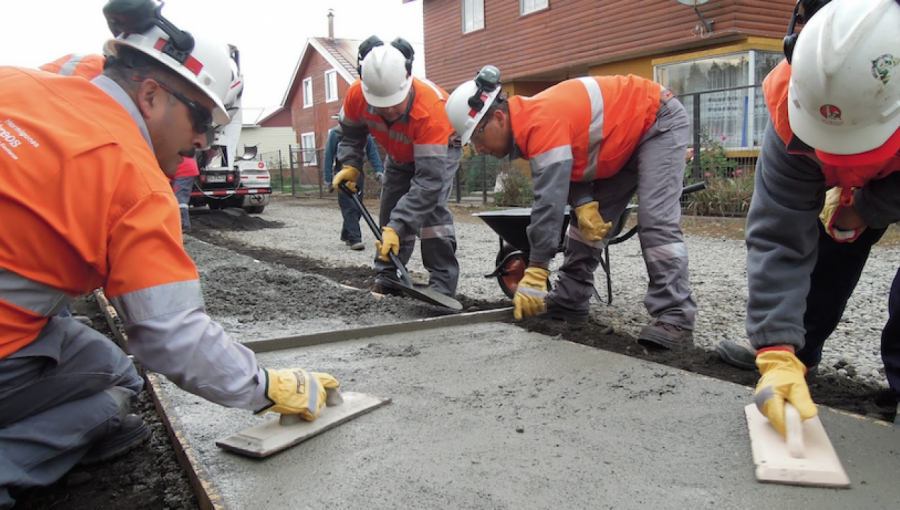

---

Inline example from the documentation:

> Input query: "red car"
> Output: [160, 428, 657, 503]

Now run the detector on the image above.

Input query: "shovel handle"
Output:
[785, 402, 805, 458]
[339, 182, 413, 287]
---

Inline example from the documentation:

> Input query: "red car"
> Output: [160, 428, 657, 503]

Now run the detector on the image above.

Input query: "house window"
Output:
[462, 0, 484, 33]
[302, 77, 313, 108]
[300, 132, 317, 166]
[324, 70, 338, 103]
[521, 0, 549, 15]
[655, 50, 782, 149]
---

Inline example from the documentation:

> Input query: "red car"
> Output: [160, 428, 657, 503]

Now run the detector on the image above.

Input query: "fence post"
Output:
[289, 146, 296, 198]
[692, 94, 701, 184]
[481, 153, 487, 204]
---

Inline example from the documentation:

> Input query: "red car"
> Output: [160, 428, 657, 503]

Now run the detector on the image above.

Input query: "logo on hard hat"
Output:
[819, 104, 842, 125]
[871, 54, 900, 85]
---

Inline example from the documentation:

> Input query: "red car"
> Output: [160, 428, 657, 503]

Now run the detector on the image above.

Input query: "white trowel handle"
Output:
[785, 402, 805, 458]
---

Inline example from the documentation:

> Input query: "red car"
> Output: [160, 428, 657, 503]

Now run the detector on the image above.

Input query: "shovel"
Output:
[339, 182, 463, 311]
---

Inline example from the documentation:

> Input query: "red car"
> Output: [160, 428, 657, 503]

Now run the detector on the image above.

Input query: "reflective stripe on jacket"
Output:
[39, 54, 105, 79]
[509, 75, 662, 183]
[763, 60, 900, 200]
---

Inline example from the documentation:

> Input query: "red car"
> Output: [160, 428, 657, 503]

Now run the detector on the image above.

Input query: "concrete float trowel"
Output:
[744, 402, 850, 488]
[217, 387, 390, 458]
[339, 182, 463, 311]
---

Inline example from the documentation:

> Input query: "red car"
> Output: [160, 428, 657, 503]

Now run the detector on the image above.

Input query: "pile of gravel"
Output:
[191, 197, 898, 390]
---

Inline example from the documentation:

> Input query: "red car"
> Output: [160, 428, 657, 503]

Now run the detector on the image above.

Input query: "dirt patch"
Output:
[189, 208, 284, 231]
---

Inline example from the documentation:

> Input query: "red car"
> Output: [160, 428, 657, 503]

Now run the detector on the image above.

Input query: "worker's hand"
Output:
[754, 348, 818, 437]
[374, 172, 384, 183]
[574, 201, 612, 242]
[375, 226, 400, 262]
[820, 187, 865, 242]
[255, 368, 340, 420]
[513, 266, 550, 320]
[332, 165, 361, 193]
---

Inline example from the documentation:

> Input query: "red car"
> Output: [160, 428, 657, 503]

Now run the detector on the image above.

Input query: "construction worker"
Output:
[738, 0, 900, 435]
[0, 1, 337, 506]
[323, 125, 384, 251]
[332, 36, 461, 298]
[172, 156, 200, 232]
[446, 67, 697, 350]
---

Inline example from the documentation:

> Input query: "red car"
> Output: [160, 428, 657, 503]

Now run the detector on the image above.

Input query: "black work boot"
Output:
[371, 276, 404, 297]
[544, 298, 589, 324]
[638, 320, 694, 350]
[79, 414, 151, 466]
[715, 340, 757, 370]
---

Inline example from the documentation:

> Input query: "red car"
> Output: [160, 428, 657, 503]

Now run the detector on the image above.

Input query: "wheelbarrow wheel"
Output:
[496, 250, 528, 299]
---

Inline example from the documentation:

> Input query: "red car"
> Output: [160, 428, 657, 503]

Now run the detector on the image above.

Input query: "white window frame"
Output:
[324, 70, 338, 103]
[520, 0, 549, 16]
[302, 77, 313, 108]
[462, 0, 484, 34]
[300, 133, 317, 166]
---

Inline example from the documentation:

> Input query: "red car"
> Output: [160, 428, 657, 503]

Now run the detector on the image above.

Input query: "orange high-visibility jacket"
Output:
[508, 75, 662, 182]
[39, 53, 106, 79]
[338, 77, 455, 164]
[0, 67, 267, 409]
[764, 60, 900, 200]
[0, 68, 195, 357]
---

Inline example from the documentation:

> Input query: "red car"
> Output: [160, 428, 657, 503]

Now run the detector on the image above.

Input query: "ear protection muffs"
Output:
[467, 65, 502, 111]
[103, 0, 195, 60]
[356, 36, 415, 77]
[782, 0, 805, 64]
[389, 37, 414, 76]
[356, 35, 384, 77]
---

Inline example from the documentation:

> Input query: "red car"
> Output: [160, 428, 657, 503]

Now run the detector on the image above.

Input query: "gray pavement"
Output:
[154, 322, 899, 510]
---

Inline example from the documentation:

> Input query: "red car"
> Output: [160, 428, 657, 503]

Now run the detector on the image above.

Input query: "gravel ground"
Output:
[219, 195, 898, 390]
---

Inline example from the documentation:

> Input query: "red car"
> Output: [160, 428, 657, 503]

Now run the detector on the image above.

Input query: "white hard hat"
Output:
[105, 25, 233, 126]
[787, 0, 900, 165]
[445, 68, 502, 145]
[360, 45, 413, 107]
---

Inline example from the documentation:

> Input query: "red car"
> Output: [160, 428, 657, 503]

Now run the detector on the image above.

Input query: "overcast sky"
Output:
[2, 0, 424, 108]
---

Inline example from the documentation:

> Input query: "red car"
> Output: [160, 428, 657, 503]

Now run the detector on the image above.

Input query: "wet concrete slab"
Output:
[153, 322, 899, 510]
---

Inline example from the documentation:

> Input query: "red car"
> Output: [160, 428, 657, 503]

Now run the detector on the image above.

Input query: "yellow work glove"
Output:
[375, 226, 400, 262]
[754, 348, 818, 437]
[513, 266, 550, 320]
[332, 165, 361, 193]
[819, 187, 865, 242]
[575, 201, 612, 242]
[255, 368, 340, 420]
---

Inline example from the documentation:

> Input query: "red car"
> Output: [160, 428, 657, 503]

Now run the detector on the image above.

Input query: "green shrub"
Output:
[493, 165, 534, 206]
[683, 130, 754, 216]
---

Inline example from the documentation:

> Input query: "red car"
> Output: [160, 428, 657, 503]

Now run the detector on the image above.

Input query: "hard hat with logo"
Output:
[359, 40, 414, 108]
[102, 0, 233, 126]
[787, 0, 900, 166]
[445, 65, 502, 145]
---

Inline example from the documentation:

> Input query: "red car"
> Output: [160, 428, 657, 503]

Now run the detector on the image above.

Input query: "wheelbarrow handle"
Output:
[338, 181, 414, 287]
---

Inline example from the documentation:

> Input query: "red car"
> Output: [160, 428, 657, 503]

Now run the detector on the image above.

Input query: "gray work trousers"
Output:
[375, 157, 459, 297]
[0, 317, 142, 509]
[171, 176, 195, 230]
[548, 98, 697, 329]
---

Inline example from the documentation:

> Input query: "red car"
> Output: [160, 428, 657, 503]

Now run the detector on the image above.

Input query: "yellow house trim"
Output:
[723, 149, 761, 158]
[651, 37, 784, 66]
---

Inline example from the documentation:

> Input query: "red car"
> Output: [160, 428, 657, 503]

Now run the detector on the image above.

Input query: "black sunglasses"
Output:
[132, 76, 213, 134]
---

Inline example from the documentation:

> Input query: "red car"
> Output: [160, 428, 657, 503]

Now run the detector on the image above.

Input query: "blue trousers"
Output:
[799, 222, 900, 401]
[0, 317, 143, 509]
[338, 174, 365, 244]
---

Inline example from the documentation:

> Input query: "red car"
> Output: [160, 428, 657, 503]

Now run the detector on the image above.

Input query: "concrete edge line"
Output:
[147, 373, 227, 510]
[244, 307, 515, 353]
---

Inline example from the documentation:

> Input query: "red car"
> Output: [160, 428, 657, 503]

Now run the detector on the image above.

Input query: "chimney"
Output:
[328, 9, 334, 41]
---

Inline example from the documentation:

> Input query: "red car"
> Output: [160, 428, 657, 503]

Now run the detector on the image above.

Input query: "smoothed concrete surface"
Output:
[155, 322, 899, 510]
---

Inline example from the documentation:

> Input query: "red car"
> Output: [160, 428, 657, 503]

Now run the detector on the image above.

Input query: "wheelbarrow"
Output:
[474, 182, 706, 304]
